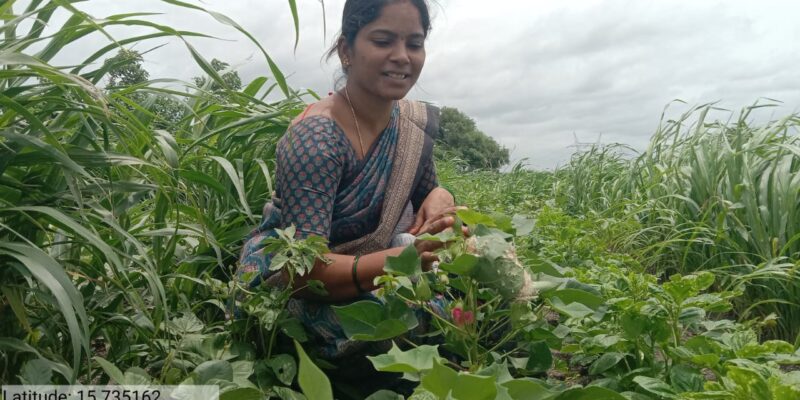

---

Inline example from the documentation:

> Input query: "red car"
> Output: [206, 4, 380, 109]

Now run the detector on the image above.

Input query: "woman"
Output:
[239, 0, 456, 360]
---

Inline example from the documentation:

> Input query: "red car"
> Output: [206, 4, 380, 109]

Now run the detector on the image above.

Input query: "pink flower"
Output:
[452, 307, 463, 323]
[451, 307, 475, 326]
[462, 310, 475, 325]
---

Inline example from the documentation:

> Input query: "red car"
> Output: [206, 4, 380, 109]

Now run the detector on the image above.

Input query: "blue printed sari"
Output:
[238, 99, 440, 359]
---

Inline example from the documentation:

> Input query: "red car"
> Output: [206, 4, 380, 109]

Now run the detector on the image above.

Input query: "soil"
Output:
[546, 349, 593, 386]
[702, 368, 717, 381]
[544, 309, 560, 326]
[780, 364, 800, 373]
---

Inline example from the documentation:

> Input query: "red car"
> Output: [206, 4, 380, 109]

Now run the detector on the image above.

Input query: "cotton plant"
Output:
[334, 209, 545, 371]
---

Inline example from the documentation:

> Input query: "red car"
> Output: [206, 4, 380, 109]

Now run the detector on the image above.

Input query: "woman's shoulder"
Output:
[285, 114, 339, 139]
[283, 98, 343, 140]
[290, 95, 338, 128]
[278, 98, 348, 157]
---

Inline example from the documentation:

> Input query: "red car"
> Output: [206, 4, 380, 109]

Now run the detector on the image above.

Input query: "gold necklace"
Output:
[343, 86, 366, 159]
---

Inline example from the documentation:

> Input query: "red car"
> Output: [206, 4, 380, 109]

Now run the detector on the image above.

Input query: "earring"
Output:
[342, 58, 350, 68]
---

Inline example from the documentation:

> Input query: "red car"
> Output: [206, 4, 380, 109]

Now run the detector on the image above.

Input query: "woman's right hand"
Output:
[415, 238, 443, 271]
[414, 214, 457, 271]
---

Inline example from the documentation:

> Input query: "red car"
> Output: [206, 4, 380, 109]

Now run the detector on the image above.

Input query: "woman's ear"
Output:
[337, 37, 351, 70]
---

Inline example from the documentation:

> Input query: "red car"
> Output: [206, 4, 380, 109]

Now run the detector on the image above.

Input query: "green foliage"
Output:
[352, 203, 800, 398]
[261, 226, 330, 279]
[0, 0, 307, 388]
[333, 297, 419, 341]
[436, 158, 552, 213]
[104, 49, 150, 87]
[103, 49, 185, 128]
[384, 245, 423, 276]
[294, 340, 333, 400]
[554, 103, 800, 340]
[367, 343, 442, 373]
[437, 107, 510, 171]
[193, 58, 244, 92]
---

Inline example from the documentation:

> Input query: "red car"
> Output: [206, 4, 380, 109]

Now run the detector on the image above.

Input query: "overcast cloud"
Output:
[61, 0, 800, 169]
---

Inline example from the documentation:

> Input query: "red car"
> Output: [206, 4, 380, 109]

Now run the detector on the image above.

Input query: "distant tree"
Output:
[103, 49, 184, 129]
[193, 59, 242, 92]
[437, 107, 510, 170]
[104, 49, 149, 87]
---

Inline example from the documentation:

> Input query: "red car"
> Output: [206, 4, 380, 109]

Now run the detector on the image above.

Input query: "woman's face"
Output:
[342, 1, 426, 101]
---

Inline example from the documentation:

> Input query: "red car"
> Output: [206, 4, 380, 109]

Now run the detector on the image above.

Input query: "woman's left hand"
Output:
[408, 187, 460, 235]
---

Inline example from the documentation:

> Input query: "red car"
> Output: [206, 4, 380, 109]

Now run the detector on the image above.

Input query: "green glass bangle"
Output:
[352, 255, 366, 294]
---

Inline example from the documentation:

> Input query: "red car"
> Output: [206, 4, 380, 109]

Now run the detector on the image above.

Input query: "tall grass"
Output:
[0, 0, 306, 383]
[556, 102, 800, 340]
[443, 102, 800, 341]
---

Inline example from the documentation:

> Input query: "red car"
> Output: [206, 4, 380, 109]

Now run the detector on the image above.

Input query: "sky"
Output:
[50, 0, 800, 169]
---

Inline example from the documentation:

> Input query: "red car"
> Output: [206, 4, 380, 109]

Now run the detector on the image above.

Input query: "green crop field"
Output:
[1, 2, 799, 399]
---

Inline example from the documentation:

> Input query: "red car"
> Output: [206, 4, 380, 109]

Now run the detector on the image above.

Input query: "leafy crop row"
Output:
[252, 208, 799, 399]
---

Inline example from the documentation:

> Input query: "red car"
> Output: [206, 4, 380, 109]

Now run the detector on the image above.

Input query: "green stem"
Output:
[482, 318, 511, 339]
[396, 293, 463, 332]
[486, 327, 521, 354]
[266, 324, 279, 360]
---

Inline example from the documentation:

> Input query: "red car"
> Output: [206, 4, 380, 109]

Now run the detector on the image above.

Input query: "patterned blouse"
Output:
[275, 113, 438, 244]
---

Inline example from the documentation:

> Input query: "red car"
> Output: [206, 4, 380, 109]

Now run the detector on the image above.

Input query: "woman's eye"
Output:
[408, 42, 424, 50]
[373, 40, 391, 47]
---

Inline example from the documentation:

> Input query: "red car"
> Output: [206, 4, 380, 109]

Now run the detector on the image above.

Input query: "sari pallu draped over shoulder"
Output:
[236, 99, 440, 359]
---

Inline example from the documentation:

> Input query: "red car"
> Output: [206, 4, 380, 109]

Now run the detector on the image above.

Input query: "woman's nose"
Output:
[389, 42, 410, 64]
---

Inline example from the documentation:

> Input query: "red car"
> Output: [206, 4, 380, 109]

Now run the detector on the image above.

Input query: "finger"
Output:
[408, 209, 426, 235]
[416, 207, 467, 235]
[415, 235, 445, 253]
[423, 216, 454, 235]
[432, 206, 469, 222]
[439, 215, 455, 230]
[408, 219, 425, 235]
[421, 251, 437, 260]
[417, 222, 431, 235]
[420, 252, 439, 271]
[423, 240, 445, 252]
[417, 218, 438, 236]
[417, 217, 434, 235]
[414, 239, 438, 253]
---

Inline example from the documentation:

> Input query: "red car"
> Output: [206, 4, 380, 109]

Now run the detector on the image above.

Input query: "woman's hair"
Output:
[325, 0, 432, 61]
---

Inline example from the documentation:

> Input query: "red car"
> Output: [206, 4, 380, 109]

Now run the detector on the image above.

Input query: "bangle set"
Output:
[352, 255, 367, 294]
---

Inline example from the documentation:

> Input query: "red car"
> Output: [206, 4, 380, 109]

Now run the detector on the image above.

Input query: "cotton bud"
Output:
[451, 306, 475, 326]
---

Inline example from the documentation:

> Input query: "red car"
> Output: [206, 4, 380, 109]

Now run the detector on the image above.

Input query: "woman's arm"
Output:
[293, 216, 454, 301]
[293, 248, 402, 301]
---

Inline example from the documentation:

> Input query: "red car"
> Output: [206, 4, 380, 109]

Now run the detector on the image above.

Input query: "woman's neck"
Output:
[343, 83, 394, 138]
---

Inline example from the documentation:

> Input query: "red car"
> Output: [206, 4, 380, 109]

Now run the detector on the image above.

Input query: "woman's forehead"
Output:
[361, 2, 425, 36]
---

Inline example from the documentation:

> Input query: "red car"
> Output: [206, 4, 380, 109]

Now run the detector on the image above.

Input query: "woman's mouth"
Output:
[383, 72, 409, 80]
